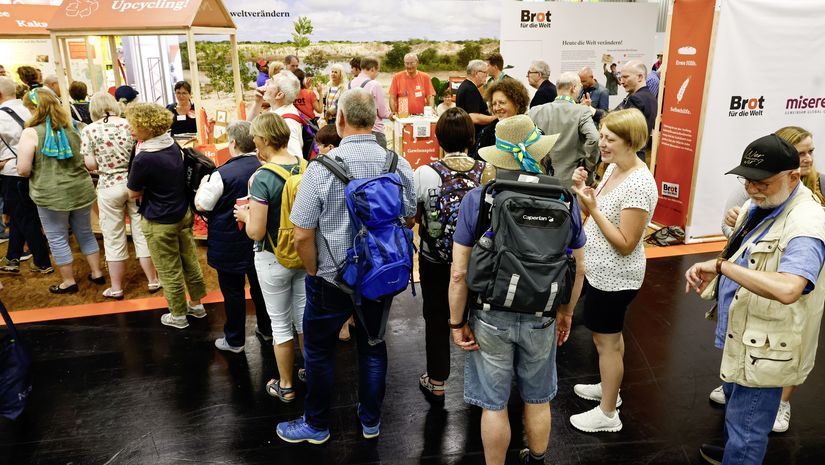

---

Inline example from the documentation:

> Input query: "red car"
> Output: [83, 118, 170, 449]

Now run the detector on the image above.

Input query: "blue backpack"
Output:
[316, 150, 415, 345]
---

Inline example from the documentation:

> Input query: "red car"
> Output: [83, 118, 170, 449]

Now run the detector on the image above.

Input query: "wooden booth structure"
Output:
[0, 4, 61, 74]
[46, 0, 243, 144]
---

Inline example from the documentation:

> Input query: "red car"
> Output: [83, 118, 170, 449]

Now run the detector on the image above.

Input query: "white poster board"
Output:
[686, 0, 825, 241]
[499, 1, 658, 103]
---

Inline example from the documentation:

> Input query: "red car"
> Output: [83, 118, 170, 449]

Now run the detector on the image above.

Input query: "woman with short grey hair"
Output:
[82, 91, 159, 299]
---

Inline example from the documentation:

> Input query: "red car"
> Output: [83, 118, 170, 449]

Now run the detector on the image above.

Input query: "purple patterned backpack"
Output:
[423, 160, 485, 263]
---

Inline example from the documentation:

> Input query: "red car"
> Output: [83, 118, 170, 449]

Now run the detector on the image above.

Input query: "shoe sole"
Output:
[699, 449, 722, 465]
[772, 424, 789, 433]
[161, 319, 189, 329]
[187, 311, 207, 319]
[276, 430, 330, 444]
[709, 396, 726, 405]
[215, 345, 244, 354]
[569, 418, 623, 433]
[362, 429, 380, 439]
[573, 389, 623, 408]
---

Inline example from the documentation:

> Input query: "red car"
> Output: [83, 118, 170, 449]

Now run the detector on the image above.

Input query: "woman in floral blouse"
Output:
[82, 91, 160, 299]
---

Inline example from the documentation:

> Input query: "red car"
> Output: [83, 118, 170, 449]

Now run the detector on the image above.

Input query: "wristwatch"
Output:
[716, 257, 725, 275]
[448, 319, 466, 329]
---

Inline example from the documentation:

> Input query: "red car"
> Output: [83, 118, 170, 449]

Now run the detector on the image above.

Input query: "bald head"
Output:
[0, 77, 16, 103]
[620, 60, 646, 93]
[578, 66, 596, 88]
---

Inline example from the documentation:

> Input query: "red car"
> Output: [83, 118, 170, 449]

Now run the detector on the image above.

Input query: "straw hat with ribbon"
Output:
[478, 115, 560, 173]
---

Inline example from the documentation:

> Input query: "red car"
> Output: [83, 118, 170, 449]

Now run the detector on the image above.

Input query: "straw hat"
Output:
[478, 115, 560, 171]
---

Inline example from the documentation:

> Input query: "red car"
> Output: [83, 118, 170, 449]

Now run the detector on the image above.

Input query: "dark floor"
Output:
[2, 252, 824, 465]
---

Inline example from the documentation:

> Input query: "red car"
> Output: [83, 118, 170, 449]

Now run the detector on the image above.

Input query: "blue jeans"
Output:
[722, 382, 782, 465]
[464, 310, 558, 411]
[302, 275, 388, 430]
[36, 205, 99, 266]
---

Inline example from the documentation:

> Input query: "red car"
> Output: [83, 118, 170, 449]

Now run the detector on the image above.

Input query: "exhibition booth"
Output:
[0, 4, 60, 77]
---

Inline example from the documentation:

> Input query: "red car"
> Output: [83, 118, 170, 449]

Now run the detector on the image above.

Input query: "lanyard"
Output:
[555, 95, 576, 104]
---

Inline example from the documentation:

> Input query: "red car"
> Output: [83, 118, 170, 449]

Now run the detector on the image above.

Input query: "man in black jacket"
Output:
[614, 60, 658, 161]
[527, 60, 557, 108]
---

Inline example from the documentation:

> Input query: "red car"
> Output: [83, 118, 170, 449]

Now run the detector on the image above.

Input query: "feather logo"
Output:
[676, 77, 690, 103]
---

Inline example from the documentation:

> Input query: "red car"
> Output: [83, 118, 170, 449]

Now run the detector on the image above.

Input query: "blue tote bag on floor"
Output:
[0, 299, 31, 420]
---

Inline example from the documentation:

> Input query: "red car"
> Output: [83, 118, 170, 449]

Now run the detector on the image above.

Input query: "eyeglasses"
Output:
[736, 171, 791, 191]
[526, 71, 539, 76]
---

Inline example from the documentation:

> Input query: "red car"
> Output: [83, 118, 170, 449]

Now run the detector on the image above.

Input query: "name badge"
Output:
[415, 91, 423, 98]
[176, 115, 187, 121]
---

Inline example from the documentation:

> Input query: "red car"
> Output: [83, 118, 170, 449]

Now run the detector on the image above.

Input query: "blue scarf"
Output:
[494, 126, 543, 173]
[41, 116, 73, 160]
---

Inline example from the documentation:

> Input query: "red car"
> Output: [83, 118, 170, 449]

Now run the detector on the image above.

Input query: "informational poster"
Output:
[499, 1, 658, 103]
[652, 0, 716, 228]
[686, 0, 825, 241]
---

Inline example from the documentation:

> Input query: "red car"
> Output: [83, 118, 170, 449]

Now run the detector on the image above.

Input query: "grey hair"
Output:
[89, 91, 122, 120]
[531, 60, 551, 79]
[0, 77, 15, 99]
[467, 59, 487, 75]
[623, 60, 647, 78]
[556, 72, 581, 92]
[338, 87, 376, 129]
[404, 53, 418, 63]
[43, 75, 58, 86]
[272, 70, 300, 104]
[284, 55, 299, 65]
[227, 120, 256, 153]
[330, 63, 348, 88]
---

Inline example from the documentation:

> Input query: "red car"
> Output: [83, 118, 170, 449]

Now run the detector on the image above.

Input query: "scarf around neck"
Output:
[139, 133, 175, 152]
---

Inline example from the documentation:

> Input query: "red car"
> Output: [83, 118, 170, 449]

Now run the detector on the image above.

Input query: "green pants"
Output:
[141, 209, 207, 317]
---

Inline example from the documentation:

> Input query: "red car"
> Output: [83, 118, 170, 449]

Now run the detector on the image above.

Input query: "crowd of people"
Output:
[1, 50, 823, 465]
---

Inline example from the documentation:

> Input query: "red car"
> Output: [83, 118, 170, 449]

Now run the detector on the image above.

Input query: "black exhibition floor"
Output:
[1, 252, 824, 465]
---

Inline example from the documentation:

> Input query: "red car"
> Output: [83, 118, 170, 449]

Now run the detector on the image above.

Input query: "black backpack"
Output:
[465, 170, 576, 317]
[179, 144, 215, 214]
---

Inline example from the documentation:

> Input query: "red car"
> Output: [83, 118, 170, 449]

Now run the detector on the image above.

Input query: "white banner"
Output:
[687, 0, 825, 240]
[499, 1, 658, 105]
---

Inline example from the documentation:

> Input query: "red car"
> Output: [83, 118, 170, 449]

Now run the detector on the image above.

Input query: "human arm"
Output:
[580, 110, 600, 167]
[469, 113, 497, 126]
[449, 243, 479, 351]
[311, 92, 323, 114]
[80, 129, 98, 171]
[555, 247, 585, 346]
[594, 87, 610, 111]
[685, 257, 809, 305]
[372, 84, 391, 120]
[577, 187, 649, 256]
[388, 76, 398, 114]
[193, 171, 224, 212]
[233, 199, 267, 241]
[246, 87, 265, 122]
[294, 225, 318, 276]
[14, 127, 37, 177]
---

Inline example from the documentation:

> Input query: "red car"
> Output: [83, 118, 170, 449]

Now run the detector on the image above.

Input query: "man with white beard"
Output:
[685, 134, 825, 465]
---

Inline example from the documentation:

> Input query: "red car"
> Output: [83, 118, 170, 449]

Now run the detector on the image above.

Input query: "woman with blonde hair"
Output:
[568, 108, 658, 433]
[234, 112, 306, 402]
[82, 92, 160, 299]
[16, 88, 103, 293]
[319, 63, 348, 125]
[126, 102, 206, 328]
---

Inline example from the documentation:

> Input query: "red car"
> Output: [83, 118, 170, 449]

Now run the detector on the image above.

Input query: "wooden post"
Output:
[108, 35, 122, 87]
[229, 32, 243, 120]
[50, 33, 72, 116]
[60, 37, 74, 84]
[186, 29, 203, 144]
[84, 37, 98, 93]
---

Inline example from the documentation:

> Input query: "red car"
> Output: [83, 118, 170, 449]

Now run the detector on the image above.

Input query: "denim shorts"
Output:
[464, 310, 558, 410]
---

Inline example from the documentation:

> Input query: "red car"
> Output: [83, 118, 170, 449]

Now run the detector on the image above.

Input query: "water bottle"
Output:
[478, 230, 494, 249]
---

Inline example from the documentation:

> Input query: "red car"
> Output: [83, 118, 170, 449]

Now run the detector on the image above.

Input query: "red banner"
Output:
[652, 0, 716, 227]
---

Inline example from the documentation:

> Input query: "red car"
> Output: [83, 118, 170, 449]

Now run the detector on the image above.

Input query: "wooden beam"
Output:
[186, 29, 204, 144]
[108, 35, 122, 87]
[230, 33, 243, 119]
[50, 33, 72, 116]
[59, 37, 74, 84]
[52, 29, 189, 38]
[84, 37, 98, 93]
[190, 27, 237, 36]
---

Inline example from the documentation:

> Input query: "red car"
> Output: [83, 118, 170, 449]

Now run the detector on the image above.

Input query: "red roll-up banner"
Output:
[652, 0, 716, 227]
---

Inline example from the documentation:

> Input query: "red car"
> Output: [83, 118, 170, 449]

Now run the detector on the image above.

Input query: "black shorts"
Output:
[582, 279, 639, 334]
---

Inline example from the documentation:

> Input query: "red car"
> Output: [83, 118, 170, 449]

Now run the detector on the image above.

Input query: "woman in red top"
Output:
[291, 69, 322, 124]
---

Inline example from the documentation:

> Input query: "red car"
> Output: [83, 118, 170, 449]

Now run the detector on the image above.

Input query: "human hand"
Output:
[724, 206, 741, 228]
[556, 313, 572, 346]
[571, 166, 588, 193]
[451, 325, 479, 351]
[577, 186, 598, 211]
[233, 203, 249, 223]
[581, 93, 592, 107]
[685, 259, 718, 294]
[254, 86, 265, 105]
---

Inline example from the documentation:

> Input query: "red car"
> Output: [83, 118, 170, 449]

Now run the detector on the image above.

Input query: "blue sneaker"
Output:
[276, 416, 330, 444]
[356, 403, 380, 439]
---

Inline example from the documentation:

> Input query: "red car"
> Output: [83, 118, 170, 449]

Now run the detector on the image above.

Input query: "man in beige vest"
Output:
[685, 134, 825, 465]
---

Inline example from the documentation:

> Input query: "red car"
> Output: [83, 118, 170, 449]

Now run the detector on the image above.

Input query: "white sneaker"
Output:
[709, 385, 726, 405]
[772, 401, 791, 433]
[573, 382, 622, 408]
[187, 303, 207, 319]
[160, 313, 189, 329]
[214, 337, 244, 353]
[570, 405, 623, 433]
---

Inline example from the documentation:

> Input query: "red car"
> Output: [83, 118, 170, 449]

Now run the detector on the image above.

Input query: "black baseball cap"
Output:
[725, 134, 799, 181]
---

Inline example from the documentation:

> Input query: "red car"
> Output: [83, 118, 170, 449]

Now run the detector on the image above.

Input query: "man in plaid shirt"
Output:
[276, 88, 415, 444]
